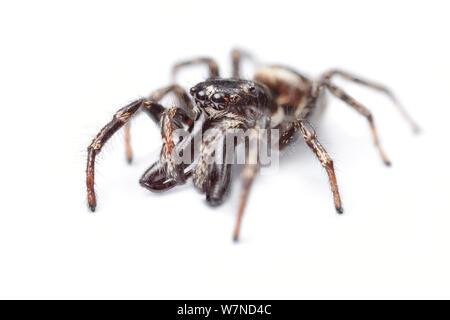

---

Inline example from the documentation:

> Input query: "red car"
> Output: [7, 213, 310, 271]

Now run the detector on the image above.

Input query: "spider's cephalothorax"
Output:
[190, 78, 273, 113]
[86, 49, 419, 241]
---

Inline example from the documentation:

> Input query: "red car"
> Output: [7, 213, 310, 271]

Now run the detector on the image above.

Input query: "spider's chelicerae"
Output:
[86, 49, 419, 241]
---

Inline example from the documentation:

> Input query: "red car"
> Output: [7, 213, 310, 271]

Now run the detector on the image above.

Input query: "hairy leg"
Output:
[233, 116, 270, 242]
[231, 48, 256, 78]
[87, 99, 145, 211]
[308, 69, 419, 165]
[124, 122, 133, 163]
[125, 84, 198, 163]
[234, 163, 259, 242]
[86, 97, 189, 211]
[299, 120, 343, 213]
[318, 69, 419, 132]
[325, 82, 391, 166]
[139, 112, 207, 193]
[159, 107, 192, 183]
[171, 57, 219, 83]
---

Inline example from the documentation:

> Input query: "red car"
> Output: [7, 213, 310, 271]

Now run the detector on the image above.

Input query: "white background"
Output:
[0, 0, 449, 299]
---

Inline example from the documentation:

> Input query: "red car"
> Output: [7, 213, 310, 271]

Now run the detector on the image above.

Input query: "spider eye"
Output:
[196, 90, 207, 100]
[211, 92, 226, 103]
[248, 85, 256, 93]
[230, 94, 240, 103]
[190, 87, 197, 95]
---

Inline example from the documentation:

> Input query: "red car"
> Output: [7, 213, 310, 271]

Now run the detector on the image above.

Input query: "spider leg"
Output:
[125, 85, 199, 163]
[325, 82, 391, 166]
[277, 120, 302, 149]
[233, 116, 270, 242]
[87, 99, 149, 211]
[298, 120, 343, 213]
[171, 57, 219, 83]
[231, 48, 256, 78]
[234, 162, 259, 242]
[158, 107, 192, 183]
[319, 69, 420, 133]
[87, 97, 182, 211]
[149, 85, 198, 118]
[124, 122, 133, 163]
[140, 112, 206, 192]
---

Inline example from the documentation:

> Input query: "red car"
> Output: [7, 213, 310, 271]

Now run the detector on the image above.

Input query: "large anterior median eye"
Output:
[195, 90, 207, 100]
[211, 92, 226, 103]
[211, 92, 228, 110]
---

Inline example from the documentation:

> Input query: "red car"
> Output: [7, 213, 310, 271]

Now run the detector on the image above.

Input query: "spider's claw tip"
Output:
[126, 157, 133, 164]
[233, 236, 240, 243]
[336, 207, 344, 214]
[385, 160, 392, 167]
[88, 204, 96, 212]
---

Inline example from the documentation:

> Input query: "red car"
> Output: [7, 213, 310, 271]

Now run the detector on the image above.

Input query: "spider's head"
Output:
[190, 79, 270, 112]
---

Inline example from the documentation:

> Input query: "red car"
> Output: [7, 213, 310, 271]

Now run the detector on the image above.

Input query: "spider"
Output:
[86, 49, 419, 241]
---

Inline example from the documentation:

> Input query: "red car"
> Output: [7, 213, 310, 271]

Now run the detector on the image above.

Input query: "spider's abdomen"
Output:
[254, 65, 312, 118]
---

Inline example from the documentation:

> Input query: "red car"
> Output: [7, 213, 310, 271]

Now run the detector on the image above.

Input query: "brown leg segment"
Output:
[124, 122, 133, 163]
[171, 57, 219, 83]
[233, 116, 270, 242]
[139, 113, 207, 193]
[150, 84, 199, 120]
[308, 69, 419, 166]
[87, 99, 174, 211]
[231, 48, 255, 78]
[234, 163, 259, 242]
[299, 120, 343, 213]
[124, 84, 197, 163]
[321, 69, 420, 133]
[87, 99, 143, 211]
[326, 83, 391, 166]
[159, 107, 191, 183]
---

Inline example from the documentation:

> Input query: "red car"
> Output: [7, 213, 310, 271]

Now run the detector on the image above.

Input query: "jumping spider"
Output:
[86, 49, 419, 241]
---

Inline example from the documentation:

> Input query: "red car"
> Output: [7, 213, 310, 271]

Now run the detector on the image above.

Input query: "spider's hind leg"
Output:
[231, 48, 256, 78]
[310, 69, 419, 166]
[171, 57, 220, 83]
[325, 82, 392, 166]
[321, 69, 420, 133]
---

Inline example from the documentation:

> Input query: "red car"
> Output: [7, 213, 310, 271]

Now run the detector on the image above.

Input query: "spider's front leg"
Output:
[87, 96, 183, 211]
[124, 85, 198, 163]
[158, 107, 192, 183]
[139, 112, 206, 192]
[86, 99, 159, 211]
